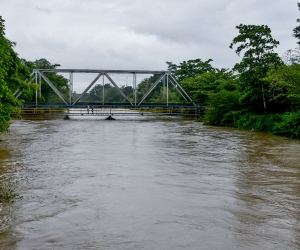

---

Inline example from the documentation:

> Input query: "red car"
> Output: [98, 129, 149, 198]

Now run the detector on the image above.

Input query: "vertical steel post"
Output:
[69, 72, 73, 105]
[167, 74, 169, 106]
[163, 76, 165, 101]
[134, 73, 137, 106]
[35, 72, 38, 105]
[39, 73, 41, 101]
[102, 73, 105, 106]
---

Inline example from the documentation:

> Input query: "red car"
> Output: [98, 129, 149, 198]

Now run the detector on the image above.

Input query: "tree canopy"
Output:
[166, 59, 214, 82]
[293, 2, 300, 45]
[0, 16, 31, 132]
[23, 58, 70, 103]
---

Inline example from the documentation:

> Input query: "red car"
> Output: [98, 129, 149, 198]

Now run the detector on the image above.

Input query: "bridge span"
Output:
[16, 68, 202, 118]
[29, 68, 196, 106]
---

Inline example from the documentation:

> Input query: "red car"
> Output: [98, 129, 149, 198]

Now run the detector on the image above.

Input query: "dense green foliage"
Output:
[263, 64, 300, 111]
[180, 69, 237, 106]
[0, 16, 29, 132]
[167, 3, 300, 139]
[166, 59, 214, 81]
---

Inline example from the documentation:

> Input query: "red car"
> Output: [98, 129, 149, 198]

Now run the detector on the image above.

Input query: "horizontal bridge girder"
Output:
[21, 104, 202, 108]
[33, 69, 170, 74]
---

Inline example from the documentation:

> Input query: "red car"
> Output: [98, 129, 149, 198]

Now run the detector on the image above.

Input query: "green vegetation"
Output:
[229, 24, 283, 114]
[0, 16, 25, 132]
[166, 3, 300, 139]
[0, 186, 22, 203]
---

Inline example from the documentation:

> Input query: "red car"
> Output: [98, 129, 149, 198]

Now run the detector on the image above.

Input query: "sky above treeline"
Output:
[1, 0, 300, 91]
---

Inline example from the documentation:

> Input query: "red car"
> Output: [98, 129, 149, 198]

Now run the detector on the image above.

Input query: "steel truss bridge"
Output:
[17, 69, 202, 118]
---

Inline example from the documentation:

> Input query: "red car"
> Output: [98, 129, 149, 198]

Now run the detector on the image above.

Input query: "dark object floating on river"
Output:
[105, 115, 115, 120]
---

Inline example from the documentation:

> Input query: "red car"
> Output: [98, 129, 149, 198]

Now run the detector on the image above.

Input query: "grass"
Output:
[0, 187, 22, 204]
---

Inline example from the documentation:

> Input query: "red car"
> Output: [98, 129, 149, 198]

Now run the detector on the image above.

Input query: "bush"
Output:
[272, 111, 300, 139]
[205, 90, 242, 126]
[235, 112, 282, 132]
[224, 111, 300, 139]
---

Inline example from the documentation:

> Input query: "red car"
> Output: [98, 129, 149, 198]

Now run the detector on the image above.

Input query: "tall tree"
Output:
[0, 16, 32, 132]
[230, 24, 282, 114]
[293, 2, 300, 45]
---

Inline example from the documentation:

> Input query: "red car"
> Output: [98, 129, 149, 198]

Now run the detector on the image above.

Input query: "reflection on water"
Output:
[0, 117, 300, 250]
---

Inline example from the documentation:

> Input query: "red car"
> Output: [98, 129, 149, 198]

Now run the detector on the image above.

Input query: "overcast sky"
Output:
[1, 0, 300, 91]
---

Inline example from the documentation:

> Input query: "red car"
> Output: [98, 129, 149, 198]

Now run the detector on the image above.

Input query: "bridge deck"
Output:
[21, 103, 201, 109]
[16, 104, 203, 118]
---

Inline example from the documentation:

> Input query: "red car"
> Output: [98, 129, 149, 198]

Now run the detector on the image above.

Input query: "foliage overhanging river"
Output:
[0, 116, 300, 250]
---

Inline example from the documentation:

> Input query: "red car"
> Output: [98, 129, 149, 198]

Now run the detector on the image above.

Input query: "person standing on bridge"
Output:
[91, 105, 94, 114]
[87, 105, 90, 114]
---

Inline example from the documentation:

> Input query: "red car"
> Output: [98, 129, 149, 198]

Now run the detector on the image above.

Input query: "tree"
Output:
[181, 68, 237, 105]
[166, 59, 214, 82]
[23, 58, 69, 103]
[230, 24, 282, 114]
[263, 64, 300, 111]
[104, 86, 123, 102]
[293, 2, 300, 45]
[205, 89, 243, 126]
[137, 78, 153, 101]
[88, 84, 104, 102]
[0, 16, 32, 132]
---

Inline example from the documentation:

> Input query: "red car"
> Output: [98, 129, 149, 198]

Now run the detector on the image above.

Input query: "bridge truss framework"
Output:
[30, 69, 196, 107]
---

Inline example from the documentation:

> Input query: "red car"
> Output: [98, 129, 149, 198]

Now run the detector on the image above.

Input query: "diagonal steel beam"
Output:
[13, 89, 20, 96]
[104, 73, 133, 105]
[73, 73, 103, 105]
[13, 77, 35, 98]
[168, 78, 188, 102]
[169, 74, 196, 105]
[38, 71, 69, 105]
[169, 78, 188, 102]
[16, 91, 23, 98]
[138, 73, 166, 105]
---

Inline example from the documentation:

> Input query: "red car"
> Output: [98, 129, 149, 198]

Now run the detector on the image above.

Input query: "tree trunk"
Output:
[261, 83, 267, 114]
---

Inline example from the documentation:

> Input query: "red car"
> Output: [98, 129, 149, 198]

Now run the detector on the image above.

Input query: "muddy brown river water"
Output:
[0, 116, 300, 250]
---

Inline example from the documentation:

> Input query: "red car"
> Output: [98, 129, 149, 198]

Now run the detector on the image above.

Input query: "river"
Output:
[0, 116, 300, 250]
